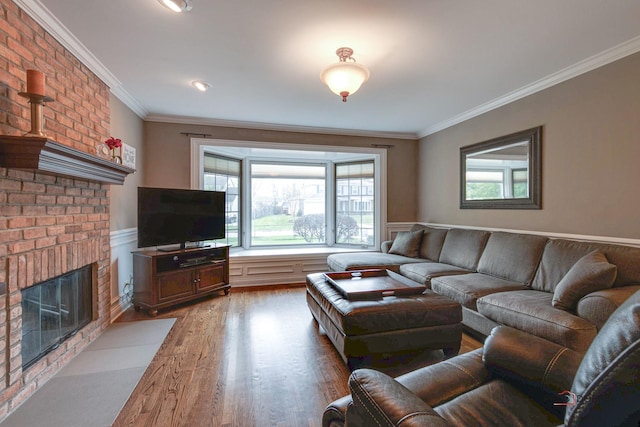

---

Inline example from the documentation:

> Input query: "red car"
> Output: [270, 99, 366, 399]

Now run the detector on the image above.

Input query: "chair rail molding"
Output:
[404, 222, 640, 248]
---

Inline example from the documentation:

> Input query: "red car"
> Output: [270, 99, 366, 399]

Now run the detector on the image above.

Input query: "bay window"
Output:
[193, 139, 386, 250]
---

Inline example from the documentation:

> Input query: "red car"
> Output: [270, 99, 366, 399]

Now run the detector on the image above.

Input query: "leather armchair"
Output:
[323, 290, 640, 427]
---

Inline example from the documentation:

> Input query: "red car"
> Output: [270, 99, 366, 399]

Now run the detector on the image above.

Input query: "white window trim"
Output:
[190, 138, 387, 250]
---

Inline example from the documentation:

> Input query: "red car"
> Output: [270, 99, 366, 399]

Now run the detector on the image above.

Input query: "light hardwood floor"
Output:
[114, 285, 482, 427]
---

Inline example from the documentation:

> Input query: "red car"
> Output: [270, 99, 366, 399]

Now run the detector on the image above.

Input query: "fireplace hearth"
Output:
[21, 264, 94, 369]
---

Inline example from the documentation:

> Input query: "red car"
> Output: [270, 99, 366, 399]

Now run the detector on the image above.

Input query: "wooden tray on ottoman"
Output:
[323, 269, 427, 300]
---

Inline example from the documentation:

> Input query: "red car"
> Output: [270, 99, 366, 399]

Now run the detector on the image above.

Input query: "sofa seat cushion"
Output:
[327, 252, 426, 272]
[431, 273, 528, 310]
[306, 273, 461, 335]
[434, 380, 561, 427]
[399, 262, 472, 286]
[477, 290, 597, 352]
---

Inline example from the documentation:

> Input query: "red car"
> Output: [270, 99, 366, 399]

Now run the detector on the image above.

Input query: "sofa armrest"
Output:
[483, 326, 583, 394]
[577, 285, 640, 330]
[347, 369, 449, 427]
[395, 348, 489, 407]
[381, 240, 393, 253]
[322, 395, 351, 427]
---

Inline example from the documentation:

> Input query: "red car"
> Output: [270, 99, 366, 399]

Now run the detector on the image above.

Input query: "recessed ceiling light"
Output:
[192, 81, 211, 92]
[158, 0, 192, 13]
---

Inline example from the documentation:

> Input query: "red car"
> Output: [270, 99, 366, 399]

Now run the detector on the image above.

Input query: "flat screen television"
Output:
[137, 187, 225, 250]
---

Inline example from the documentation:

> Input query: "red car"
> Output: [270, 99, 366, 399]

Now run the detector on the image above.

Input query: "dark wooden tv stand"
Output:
[132, 245, 230, 316]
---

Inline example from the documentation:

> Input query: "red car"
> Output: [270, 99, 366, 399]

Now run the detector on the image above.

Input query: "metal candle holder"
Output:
[18, 92, 54, 137]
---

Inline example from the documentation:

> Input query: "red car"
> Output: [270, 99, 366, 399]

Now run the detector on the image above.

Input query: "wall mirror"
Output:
[460, 126, 541, 209]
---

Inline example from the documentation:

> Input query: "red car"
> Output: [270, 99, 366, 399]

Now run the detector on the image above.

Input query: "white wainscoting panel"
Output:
[111, 224, 638, 300]
[110, 227, 137, 320]
[110, 230, 375, 291]
[229, 253, 331, 287]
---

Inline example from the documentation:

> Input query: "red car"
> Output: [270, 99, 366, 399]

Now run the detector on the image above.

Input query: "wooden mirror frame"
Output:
[460, 126, 542, 209]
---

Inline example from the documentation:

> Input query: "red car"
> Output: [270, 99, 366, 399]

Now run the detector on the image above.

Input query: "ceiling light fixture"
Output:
[192, 81, 211, 91]
[320, 47, 370, 102]
[158, 0, 192, 13]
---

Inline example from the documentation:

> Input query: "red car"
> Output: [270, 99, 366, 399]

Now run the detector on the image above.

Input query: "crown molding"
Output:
[145, 114, 417, 140]
[16, 0, 640, 139]
[419, 35, 640, 138]
[109, 86, 147, 118]
[14, 0, 409, 138]
[13, 0, 148, 118]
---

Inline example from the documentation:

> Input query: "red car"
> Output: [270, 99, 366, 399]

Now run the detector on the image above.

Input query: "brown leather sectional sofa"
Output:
[324, 290, 640, 427]
[327, 224, 640, 352]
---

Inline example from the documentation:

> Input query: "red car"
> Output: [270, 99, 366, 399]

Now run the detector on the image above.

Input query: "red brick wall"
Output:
[0, 0, 111, 418]
[0, 2, 110, 147]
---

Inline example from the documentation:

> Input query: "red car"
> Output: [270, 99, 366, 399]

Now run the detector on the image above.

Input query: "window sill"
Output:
[229, 246, 374, 259]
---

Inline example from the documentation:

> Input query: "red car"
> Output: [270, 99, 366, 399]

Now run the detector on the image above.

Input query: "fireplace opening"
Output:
[21, 264, 94, 370]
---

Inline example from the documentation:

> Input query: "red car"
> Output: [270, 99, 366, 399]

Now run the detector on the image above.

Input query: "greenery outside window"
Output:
[465, 169, 505, 200]
[250, 162, 326, 246]
[512, 168, 528, 198]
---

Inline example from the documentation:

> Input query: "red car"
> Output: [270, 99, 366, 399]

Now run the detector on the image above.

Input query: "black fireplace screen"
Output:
[21, 265, 93, 369]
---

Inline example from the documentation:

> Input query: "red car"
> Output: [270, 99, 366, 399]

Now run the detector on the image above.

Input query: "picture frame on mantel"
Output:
[121, 142, 136, 169]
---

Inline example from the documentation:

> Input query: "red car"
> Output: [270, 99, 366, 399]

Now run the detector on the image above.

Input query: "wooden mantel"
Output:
[0, 135, 134, 185]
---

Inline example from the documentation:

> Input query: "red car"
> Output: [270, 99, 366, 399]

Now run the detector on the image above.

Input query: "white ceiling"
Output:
[21, 0, 640, 138]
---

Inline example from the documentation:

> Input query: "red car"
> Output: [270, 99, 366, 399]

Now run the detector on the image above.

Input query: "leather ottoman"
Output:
[306, 272, 462, 370]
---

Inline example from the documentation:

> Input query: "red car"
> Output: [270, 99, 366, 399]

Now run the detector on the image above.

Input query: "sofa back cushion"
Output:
[421, 228, 449, 261]
[409, 224, 450, 261]
[439, 228, 490, 270]
[477, 232, 548, 284]
[532, 239, 640, 292]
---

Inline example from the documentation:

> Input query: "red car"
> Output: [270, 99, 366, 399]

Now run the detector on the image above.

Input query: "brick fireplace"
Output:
[0, 0, 119, 418]
[1, 178, 111, 414]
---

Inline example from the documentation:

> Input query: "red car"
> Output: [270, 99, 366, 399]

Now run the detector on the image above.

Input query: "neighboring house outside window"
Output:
[250, 162, 326, 246]
[336, 161, 374, 246]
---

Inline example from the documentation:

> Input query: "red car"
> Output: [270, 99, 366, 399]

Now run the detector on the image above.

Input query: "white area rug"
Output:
[1, 318, 176, 427]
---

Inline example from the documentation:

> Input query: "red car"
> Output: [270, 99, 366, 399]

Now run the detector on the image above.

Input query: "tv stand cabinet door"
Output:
[196, 263, 227, 293]
[157, 269, 195, 302]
